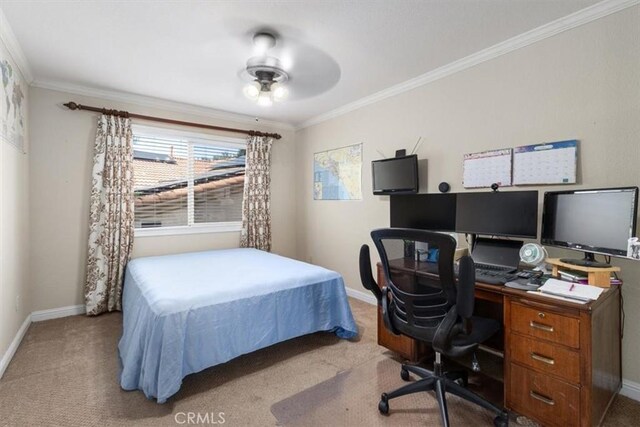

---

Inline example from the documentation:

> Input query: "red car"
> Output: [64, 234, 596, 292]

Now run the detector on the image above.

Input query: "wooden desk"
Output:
[376, 261, 621, 427]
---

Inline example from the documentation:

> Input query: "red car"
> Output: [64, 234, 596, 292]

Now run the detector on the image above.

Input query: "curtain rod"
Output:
[62, 102, 282, 140]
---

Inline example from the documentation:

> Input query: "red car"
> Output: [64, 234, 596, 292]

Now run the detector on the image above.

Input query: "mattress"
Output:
[118, 248, 358, 403]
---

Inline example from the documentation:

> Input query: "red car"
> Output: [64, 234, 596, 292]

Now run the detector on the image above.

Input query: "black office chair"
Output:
[360, 228, 509, 427]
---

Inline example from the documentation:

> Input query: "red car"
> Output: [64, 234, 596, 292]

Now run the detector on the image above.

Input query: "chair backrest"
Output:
[369, 228, 458, 343]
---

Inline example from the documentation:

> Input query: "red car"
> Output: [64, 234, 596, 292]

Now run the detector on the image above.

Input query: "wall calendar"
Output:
[463, 148, 513, 188]
[513, 140, 578, 185]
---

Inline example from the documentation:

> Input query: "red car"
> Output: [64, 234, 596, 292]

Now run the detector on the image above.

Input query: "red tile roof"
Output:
[135, 175, 245, 205]
[133, 156, 246, 204]
[133, 157, 226, 189]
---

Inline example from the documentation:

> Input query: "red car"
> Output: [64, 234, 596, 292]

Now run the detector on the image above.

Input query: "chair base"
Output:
[378, 361, 509, 427]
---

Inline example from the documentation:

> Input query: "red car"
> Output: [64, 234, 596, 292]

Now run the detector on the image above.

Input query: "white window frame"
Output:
[132, 124, 246, 237]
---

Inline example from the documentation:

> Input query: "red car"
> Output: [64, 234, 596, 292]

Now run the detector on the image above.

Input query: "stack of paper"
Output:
[557, 269, 588, 284]
[537, 278, 604, 302]
[558, 269, 621, 286]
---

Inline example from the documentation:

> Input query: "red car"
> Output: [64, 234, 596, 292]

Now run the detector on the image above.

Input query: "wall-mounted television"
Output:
[372, 155, 419, 195]
[541, 187, 638, 266]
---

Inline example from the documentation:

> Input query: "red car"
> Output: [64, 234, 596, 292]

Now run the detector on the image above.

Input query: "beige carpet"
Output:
[0, 298, 637, 426]
[271, 354, 505, 426]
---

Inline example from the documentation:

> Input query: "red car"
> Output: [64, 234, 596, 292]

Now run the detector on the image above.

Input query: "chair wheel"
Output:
[378, 393, 389, 415]
[454, 371, 468, 387]
[400, 367, 410, 381]
[493, 413, 509, 427]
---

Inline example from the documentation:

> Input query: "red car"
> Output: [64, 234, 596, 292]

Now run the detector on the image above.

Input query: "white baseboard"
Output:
[31, 304, 85, 322]
[0, 315, 31, 379]
[1, 304, 85, 380]
[346, 287, 377, 305]
[621, 379, 640, 402]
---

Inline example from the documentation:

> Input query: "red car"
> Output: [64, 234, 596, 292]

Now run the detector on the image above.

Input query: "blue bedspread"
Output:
[118, 248, 358, 403]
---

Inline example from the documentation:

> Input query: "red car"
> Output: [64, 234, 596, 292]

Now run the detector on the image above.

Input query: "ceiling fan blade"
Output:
[274, 40, 341, 100]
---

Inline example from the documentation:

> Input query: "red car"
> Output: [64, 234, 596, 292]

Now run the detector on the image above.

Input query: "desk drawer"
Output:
[510, 333, 580, 384]
[511, 302, 580, 349]
[509, 364, 580, 427]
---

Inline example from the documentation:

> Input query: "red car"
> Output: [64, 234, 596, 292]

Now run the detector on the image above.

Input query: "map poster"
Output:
[313, 143, 362, 200]
[0, 43, 26, 153]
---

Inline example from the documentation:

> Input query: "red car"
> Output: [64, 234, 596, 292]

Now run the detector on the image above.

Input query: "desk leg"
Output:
[502, 295, 510, 409]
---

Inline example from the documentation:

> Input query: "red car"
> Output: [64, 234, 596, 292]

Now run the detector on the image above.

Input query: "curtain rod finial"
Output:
[64, 101, 80, 110]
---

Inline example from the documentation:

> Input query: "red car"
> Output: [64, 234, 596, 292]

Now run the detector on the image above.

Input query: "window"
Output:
[132, 125, 246, 236]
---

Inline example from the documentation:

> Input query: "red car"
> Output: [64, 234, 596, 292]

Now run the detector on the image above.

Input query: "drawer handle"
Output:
[530, 352, 555, 365]
[538, 312, 546, 319]
[530, 390, 555, 406]
[530, 321, 554, 332]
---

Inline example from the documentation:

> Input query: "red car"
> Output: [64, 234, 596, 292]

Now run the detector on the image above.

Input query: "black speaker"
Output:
[438, 182, 450, 193]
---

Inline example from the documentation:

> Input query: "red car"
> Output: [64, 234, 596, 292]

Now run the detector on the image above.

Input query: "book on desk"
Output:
[532, 278, 605, 303]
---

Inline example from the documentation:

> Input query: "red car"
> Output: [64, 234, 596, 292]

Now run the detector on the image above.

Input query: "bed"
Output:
[118, 248, 358, 403]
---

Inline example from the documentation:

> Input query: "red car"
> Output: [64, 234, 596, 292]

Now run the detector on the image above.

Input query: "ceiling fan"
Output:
[239, 28, 341, 107]
[242, 32, 289, 107]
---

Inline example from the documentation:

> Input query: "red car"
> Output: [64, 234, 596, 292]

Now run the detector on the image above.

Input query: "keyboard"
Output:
[475, 263, 513, 272]
[475, 265, 518, 285]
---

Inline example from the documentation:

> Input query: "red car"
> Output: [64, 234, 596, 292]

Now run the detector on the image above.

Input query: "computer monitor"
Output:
[390, 193, 456, 231]
[471, 237, 523, 270]
[541, 187, 639, 267]
[455, 191, 539, 238]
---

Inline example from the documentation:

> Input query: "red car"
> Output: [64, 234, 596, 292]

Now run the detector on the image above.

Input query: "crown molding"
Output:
[297, 0, 640, 130]
[31, 79, 295, 131]
[0, 6, 34, 83]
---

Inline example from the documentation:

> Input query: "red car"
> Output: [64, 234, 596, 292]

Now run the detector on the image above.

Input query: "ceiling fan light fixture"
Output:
[256, 90, 273, 107]
[270, 82, 288, 101]
[246, 57, 288, 82]
[242, 32, 291, 107]
[242, 81, 261, 99]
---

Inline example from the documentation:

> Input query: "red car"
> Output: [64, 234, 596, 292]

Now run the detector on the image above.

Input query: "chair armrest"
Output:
[433, 305, 477, 358]
[456, 255, 475, 319]
[381, 286, 400, 335]
[433, 305, 459, 354]
[359, 244, 382, 302]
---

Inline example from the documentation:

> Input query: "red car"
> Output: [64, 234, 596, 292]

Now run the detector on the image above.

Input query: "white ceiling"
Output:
[1, 0, 602, 127]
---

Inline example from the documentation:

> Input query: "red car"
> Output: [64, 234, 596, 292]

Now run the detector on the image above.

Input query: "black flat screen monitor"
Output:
[372, 155, 418, 195]
[541, 187, 638, 265]
[456, 191, 539, 238]
[471, 237, 523, 270]
[390, 193, 456, 231]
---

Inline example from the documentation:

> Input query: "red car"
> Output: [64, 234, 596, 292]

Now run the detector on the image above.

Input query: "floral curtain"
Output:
[240, 135, 273, 251]
[85, 114, 135, 315]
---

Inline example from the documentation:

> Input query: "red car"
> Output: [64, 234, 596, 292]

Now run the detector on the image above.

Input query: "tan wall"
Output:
[28, 87, 296, 311]
[0, 42, 30, 363]
[0, 143, 30, 363]
[295, 9, 640, 381]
